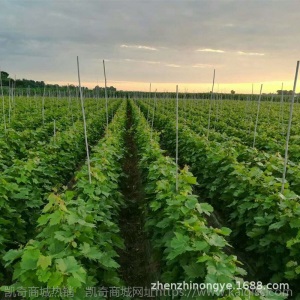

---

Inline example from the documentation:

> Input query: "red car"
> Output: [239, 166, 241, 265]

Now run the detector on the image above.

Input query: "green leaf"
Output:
[80, 242, 91, 255]
[37, 268, 51, 283]
[48, 271, 64, 287]
[49, 210, 64, 226]
[198, 254, 210, 263]
[72, 267, 86, 283]
[37, 255, 52, 270]
[207, 234, 226, 248]
[290, 218, 300, 229]
[269, 220, 286, 230]
[195, 202, 213, 215]
[98, 253, 119, 269]
[67, 276, 82, 289]
[80, 242, 104, 260]
[185, 197, 198, 209]
[167, 233, 190, 260]
[3, 249, 23, 266]
[215, 227, 232, 236]
[193, 241, 209, 252]
[37, 214, 50, 226]
[183, 262, 205, 279]
[20, 248, 40, 270]
[56, 256, 81, 273]
[54, 231, 74, 243]
[185, 176, 197, 185]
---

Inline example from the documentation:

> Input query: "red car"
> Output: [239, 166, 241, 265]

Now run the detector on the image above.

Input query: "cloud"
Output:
[124, 58, 160, 64]
[120, 44, 158, 51]
[165, 64, 181, 68]
[237, 51, 265, 56]
[196, 48, 225, 53]
[192, 64, 214, 68]
[0, 0, 298, 88]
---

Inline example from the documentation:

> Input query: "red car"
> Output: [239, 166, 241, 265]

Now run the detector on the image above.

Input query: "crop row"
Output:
[137, 99, 300, 295]
[131, 100, 284, 299]
[0, 100, 121, 282]
[150, 98, 300, 163]
[2, 101, 127, 299]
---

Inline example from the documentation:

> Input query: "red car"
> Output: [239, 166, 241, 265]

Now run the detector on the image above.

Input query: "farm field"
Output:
[0, 94, 299, 299]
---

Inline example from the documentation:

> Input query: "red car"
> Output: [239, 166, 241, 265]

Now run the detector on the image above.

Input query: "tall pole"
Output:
[176, 85, 179, 192]
[281, 61, 299, 193]
[0, 70, 6, 132]
[42, 86, 45, 125]
[77, 56, 92, 184]
[253, 84, 263, 148]
[207, 69, 215, 139]
[103, 60, 109, 130]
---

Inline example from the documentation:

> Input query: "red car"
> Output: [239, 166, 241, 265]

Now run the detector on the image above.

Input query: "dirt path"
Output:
[118, 102, 154, 291]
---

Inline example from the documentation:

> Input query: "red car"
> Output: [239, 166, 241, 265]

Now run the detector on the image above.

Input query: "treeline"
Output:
[0, 71, 117, 96]
[1, 70, 298, 100]
[276, 90, 294, 95]
[116, 91, 298, 102]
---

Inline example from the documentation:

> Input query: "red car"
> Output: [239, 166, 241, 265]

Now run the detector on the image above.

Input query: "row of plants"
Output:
[137, 100, 299, 296]
[0, 98, 111, 171]
[1, 101, 127, 299]
[143, 99, 300, 196]
[0, 100, 121, 281]
[0, 96, 107, 131]
[131, 101, 285, 299]
[151, 98, 300, 162]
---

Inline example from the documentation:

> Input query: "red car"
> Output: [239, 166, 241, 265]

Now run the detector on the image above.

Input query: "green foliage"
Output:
[130, 101, 259, 299]
[2, 102, 127, 298]
[134, 99, 288, 299]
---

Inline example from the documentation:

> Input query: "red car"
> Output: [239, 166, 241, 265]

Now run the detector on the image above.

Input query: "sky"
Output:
[0, 0, 299, 93]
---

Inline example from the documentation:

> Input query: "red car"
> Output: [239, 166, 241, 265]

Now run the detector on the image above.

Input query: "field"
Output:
[0, 94, 299, 300]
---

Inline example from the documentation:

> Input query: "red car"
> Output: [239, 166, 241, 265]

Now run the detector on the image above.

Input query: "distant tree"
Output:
[0, 70, 117, 95]
[0, 71, 10, 86]
[0, 71, 9, 79]
[277, 90, 293, 95]
[231, 90, 235, 94]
